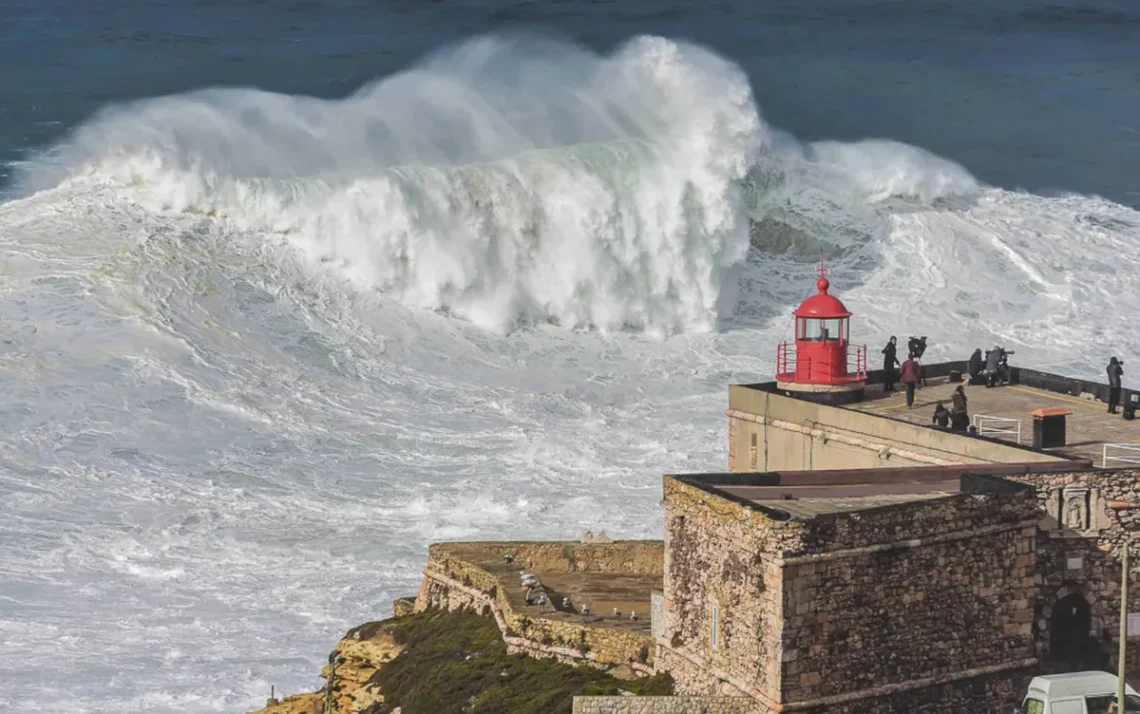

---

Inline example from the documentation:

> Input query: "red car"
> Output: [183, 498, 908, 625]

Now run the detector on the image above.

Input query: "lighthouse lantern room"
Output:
[775, 264, 868, 405]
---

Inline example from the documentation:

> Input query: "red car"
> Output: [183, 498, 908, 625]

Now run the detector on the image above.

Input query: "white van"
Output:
[1022, 672, 1140, 714]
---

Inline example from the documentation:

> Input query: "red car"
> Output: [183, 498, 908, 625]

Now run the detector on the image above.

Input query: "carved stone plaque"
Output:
[1062, 486, 1091, 531]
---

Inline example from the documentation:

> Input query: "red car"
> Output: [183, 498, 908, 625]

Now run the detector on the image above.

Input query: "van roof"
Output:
[1027, 672, 1140, 700]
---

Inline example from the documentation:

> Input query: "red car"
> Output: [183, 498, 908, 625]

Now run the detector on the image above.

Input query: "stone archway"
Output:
[1049, 592, 1106, 671]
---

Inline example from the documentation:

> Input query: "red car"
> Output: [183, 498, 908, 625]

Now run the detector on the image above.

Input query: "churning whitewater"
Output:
[1, 34, 1139, 714]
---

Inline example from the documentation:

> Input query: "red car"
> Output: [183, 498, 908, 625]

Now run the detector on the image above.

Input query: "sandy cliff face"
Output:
[249, 620, 407, 714]
[252, 691, 323, 714]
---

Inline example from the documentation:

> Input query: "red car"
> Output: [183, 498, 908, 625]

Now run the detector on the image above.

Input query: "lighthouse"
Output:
[774, 264, 868, 405]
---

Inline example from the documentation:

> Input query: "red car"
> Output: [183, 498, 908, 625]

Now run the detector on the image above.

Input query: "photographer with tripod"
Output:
[983, 346, 1014, 387]
[908, 336, 929, 388]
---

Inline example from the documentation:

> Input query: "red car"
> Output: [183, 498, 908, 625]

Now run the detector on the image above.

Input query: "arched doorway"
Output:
[1050, 592, 1106, 671]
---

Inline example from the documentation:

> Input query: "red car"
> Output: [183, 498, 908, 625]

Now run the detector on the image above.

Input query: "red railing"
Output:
[775, 342, 867, 383]
[775, 342, 795, 381]
[851, 344, 867, 380]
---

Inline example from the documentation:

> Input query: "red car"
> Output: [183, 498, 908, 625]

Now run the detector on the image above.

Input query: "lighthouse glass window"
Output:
[798, 318, 846, 342]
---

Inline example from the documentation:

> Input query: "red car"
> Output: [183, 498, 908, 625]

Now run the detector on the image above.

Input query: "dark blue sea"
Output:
[1, 2, 1139, 712]
[4, 0, 1140, 204]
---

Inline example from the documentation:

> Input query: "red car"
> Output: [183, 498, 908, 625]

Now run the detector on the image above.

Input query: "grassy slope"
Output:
[369, 609, 673, 714]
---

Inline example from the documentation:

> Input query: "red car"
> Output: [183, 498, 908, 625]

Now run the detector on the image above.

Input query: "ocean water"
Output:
[1, 1, 1139, 712]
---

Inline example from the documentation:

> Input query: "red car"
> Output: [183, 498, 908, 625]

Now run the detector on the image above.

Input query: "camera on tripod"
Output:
[908, 336, 928, 361]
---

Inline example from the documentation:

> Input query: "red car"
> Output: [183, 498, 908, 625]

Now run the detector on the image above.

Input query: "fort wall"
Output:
[727, 386, 1065, 472]
[780, 505, 1039, 707]
[781, 670, 1027, 714]
[571, 696, 758, 714]
[659, 476, 796, 703]
[661, 472, 1042, 712]
[427, 540, 665, 575]
[414, 541, 660, 673]
[1006, 468, 1140, 675]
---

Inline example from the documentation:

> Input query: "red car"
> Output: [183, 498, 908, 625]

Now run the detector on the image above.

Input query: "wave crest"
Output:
[26, 35, 765, 335]
[19, 33, 981, 336]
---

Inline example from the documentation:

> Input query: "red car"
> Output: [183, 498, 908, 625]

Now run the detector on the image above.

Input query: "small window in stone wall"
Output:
[711, 605, 719, 650]
[749, 433, 758, 469]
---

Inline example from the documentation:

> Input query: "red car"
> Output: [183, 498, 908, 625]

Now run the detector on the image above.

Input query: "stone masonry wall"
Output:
[780, 515, 1038, 705]
[1030, 534, 1118, 668]
[414, 542, 656, 674]
[799, 667, 1033, 714]
[661, 477, 803, 701]
[571, 696, 758, 714]
[1006, 468, 1140, 674]
[653, 646, 753, 699]
[794, 488, 1041, 555]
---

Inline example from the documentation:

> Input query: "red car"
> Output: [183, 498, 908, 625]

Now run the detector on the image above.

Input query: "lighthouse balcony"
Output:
[775, 341, 868, 385]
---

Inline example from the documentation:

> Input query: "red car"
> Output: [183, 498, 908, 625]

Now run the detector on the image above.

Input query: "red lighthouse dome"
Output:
[775, 264, 867, 404]
[795, 276, 851, 320]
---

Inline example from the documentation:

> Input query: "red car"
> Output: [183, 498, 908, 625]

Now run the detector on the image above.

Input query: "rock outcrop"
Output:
[249, 617, 408, 714]
[253, 692, 323, 714]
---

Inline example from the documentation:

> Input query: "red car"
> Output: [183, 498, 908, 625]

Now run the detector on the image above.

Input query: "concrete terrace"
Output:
[511, 572, 655, 634]
[849, 375, 1140, 466]
[431, 542, 659, 636]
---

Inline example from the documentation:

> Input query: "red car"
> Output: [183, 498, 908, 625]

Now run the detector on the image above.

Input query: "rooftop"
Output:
[708, 478, 960, 519]
[847, 374, 1140, 466]
[672, 465, 1047, 521]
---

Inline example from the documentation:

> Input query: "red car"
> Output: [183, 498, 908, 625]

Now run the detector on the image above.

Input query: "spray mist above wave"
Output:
[19, 33, 983, 336]
[31, 35, 760, 181]
[24, 34, 768, 336]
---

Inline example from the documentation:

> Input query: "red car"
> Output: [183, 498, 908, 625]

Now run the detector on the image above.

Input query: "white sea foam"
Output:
[2, 33, 1139, 714]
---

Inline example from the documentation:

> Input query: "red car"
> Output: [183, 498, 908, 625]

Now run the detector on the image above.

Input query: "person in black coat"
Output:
[1107, 357, 1124, 414]
[882, 336, 900, 392]
[932, 401, 951, 428]
[967, 348, 984, 384]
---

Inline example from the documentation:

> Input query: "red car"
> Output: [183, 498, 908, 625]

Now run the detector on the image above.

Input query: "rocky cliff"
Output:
[248, 607, 672, 714]
[251, 617, 406, 714]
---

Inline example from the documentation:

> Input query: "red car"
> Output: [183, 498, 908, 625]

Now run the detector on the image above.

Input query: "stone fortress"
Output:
[258, 273, 1140, 714]
[409, 272, 1140, 714]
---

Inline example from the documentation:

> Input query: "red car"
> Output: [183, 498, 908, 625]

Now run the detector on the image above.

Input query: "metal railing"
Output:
[776, 341, 795, 380]
[775, 342, 867, 382]
[852, 344, 868, 379]
[972, 414, 1022, 444]
[1102, 443, 1140, 469]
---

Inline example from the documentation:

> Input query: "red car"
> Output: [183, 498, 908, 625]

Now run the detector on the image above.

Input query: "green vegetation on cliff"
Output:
[368, 608, 673, 714]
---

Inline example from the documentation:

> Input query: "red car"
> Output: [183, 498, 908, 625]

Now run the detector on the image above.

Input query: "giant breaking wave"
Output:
[18, 34, 978, 336]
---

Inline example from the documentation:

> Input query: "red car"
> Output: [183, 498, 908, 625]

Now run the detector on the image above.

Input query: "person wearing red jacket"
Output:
[900, 356, 920, 408]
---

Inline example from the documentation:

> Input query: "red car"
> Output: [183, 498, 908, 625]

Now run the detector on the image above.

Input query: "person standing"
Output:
[900, 355, 920, 408]
[967, 348, 984, 384]
[950, 385, 970, 431]
[1107, 357, 1124, 414]
[882, 336, 900, 393]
